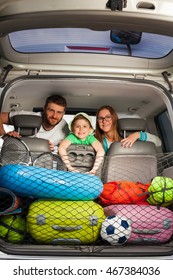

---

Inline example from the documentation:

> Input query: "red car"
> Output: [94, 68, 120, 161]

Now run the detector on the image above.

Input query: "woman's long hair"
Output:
[95, 105, 121, 143]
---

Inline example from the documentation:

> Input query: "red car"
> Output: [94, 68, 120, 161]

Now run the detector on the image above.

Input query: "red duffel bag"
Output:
[99, 181, 150, 206]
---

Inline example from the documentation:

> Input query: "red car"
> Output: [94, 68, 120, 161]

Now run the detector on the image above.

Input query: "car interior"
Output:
[0, 75, 172, 257]
[0, 0, 173, 258]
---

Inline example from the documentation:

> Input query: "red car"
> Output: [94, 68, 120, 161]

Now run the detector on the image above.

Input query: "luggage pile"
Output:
[98, 167, 173, 244]
[0, 136, 173, 247]
[0, 137, 105, 245]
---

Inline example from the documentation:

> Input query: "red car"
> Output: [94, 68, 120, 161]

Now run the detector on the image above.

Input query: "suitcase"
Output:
[104, 204, 173, 243]
[27, 200, 105, 244]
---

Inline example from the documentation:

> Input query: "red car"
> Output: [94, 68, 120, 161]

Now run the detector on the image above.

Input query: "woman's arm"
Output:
[120, 131, 161, 148]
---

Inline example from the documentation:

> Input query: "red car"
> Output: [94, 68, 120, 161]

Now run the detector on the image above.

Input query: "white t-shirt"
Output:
[36, 121, 69, 146]
[9, 110, 70, 148]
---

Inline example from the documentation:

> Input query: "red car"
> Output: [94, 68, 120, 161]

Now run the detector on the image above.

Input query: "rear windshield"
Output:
[9, 28, 173, 58]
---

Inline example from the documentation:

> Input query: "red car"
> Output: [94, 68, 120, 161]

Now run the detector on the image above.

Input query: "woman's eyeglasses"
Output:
[97, 115, 112, 122]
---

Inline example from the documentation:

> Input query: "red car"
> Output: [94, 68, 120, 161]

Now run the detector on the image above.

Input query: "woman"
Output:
[95, 105, 161, 154]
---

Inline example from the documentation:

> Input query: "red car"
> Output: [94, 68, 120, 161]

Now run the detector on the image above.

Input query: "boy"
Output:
[59, 112, 105, 174]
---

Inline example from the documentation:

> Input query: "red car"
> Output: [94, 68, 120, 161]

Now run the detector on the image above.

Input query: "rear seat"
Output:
[1, 115, 54, 169]
[163, 166, 173, 179]
[12, 114, 42, 137]
[102, 118, 157, 184]
[118, 118, 146, 138]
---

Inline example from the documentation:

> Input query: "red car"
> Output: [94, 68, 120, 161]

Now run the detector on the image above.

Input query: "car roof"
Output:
[0, 0, 172, 120]
[0, 1, 172, 74]
[1, 0, 173, 68]
[1, 0, 173, 35]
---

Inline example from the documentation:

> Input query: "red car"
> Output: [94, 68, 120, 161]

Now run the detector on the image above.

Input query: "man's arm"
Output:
[0, 112, 20, 138]
[0, 112, 9, 135]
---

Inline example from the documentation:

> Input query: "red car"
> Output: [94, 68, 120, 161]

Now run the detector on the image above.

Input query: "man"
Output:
[0, 94, 70, 151]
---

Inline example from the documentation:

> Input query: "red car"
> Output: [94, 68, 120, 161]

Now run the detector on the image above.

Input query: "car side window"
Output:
[156, 111, 173, 152]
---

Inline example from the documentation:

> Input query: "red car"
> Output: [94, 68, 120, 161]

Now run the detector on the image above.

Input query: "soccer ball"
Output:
[101, 215, 132, 245]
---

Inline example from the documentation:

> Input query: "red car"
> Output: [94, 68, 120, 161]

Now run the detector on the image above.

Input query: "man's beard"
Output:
[43, 115, 61, 129]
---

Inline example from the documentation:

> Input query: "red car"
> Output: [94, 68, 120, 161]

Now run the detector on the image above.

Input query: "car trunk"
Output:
[0, 75, 173, 257]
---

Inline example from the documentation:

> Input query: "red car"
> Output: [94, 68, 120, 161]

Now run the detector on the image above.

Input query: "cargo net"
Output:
[0, 138, 172, 248]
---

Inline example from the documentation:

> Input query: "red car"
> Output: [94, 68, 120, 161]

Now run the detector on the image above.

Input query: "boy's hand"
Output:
[89, 169, 97, 175]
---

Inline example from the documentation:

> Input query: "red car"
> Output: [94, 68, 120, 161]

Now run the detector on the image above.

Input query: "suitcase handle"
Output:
[52, 238, 81, 244]
[133, 229, 161, 234]
[52, 225, 82, 231]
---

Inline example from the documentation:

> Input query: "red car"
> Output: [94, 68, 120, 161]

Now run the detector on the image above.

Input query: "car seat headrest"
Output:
[12, 115, 42, 136]
[118, 118, 146, 138]
[107, 141, 157, 156]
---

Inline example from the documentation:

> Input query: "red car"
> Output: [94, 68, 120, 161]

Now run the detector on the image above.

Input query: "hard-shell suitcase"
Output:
[27, 200, 105, 244]
[104, 204, 173, 243]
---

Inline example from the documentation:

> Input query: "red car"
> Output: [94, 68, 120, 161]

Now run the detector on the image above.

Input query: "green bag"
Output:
[147, 176, 173, 206]
[0, 215, 26, 243]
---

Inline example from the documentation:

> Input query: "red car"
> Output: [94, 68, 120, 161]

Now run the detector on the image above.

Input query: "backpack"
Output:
[99, 180, 150, 206]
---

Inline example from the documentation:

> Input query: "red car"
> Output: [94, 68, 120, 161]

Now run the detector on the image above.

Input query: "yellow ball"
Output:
[0, 215, 26, 243]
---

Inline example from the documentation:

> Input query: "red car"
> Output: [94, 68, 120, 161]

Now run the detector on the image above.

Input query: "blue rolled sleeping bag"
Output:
[0, 164, 103, 200]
